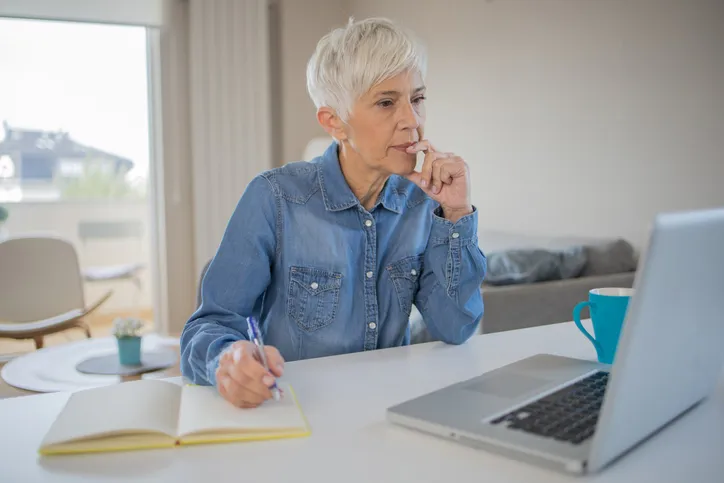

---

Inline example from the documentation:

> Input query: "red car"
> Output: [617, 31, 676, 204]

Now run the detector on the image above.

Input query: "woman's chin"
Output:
[386, 151, 417, 176]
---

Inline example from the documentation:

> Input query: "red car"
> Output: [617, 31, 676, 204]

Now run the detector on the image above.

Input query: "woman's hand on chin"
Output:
[404, 140, 473, 223]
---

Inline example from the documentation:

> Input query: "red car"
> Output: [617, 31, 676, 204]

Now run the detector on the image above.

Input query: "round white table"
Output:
[1, 334, 179, 393]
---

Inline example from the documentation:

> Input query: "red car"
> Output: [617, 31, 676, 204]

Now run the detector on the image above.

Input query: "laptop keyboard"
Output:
[490, 371, 609, 445]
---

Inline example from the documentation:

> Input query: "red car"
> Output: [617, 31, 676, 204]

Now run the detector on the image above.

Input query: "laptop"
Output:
[387, 207, 724, 475]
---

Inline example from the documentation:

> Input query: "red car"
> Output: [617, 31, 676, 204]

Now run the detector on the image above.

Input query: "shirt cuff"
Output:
[430, 205, 478, 244]
[206, 339, 236, 386]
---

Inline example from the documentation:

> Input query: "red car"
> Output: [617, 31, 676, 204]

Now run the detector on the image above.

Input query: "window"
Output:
[0, 18, 149, 202]
[0, 16, 157, 337]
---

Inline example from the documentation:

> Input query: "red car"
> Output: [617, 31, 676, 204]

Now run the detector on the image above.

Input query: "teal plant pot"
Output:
[117, 336, 142, 366]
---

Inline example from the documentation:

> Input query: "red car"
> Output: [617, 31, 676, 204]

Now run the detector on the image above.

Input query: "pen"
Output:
[246, 316, 281, 401]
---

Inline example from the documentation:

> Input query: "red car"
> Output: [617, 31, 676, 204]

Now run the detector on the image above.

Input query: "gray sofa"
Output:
[410, 230, 638, 342]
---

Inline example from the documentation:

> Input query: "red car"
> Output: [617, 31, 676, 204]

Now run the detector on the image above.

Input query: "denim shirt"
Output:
[180, 143, 487, 386]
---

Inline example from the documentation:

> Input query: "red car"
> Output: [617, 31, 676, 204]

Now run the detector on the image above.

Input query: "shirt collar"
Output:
[317, 142, 404, 214]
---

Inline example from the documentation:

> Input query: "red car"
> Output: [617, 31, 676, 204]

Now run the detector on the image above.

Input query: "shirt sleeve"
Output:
[180, 174, 278, 386]
[414, 205, 487, 344]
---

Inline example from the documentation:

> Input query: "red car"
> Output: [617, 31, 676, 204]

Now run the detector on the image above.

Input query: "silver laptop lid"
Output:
[588, 208, 724, 472]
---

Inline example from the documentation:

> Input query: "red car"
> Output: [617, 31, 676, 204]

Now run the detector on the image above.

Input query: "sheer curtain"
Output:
[188, 0, 273, 277]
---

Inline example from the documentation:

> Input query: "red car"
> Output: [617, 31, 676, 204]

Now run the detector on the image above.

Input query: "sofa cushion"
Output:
[484, 246, 587, 286]
[581, 239, 638, 276]
[479, 229, 609, 254]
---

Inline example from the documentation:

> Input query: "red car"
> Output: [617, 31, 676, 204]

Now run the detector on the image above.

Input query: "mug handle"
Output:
[573, 301, 603, 359]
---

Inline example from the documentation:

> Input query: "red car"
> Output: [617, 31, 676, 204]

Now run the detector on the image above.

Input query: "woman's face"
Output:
[340, 69, 426, 177]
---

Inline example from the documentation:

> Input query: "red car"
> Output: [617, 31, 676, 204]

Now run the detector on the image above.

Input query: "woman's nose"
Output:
[398, 102, 420, 130]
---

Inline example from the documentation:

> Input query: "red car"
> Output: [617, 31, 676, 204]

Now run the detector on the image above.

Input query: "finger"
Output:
[425, 151, 454, 191]
[439, 158, 465, 185]
[218, 371, 255, 407]
[240, 350, 276, 392]
[420, 151, 449, 189]
[226, 347, 274, 401]
[223, 364, 270, 406]
[434, 162, 455, 194]
[216, 371, 231, 400]
[405, 139, 435, 155]
[431, 158, 445, 194]
[224, 374, 267, 407]
[262, 346, 285, 377]
[239, 400, 263, 409]
[218, 345, 271, 407]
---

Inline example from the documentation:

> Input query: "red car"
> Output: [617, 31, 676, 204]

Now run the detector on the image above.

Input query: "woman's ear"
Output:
[317, 107, 348, 141]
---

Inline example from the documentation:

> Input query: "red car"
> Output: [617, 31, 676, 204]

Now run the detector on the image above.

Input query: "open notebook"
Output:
[39, 379, 310, 455]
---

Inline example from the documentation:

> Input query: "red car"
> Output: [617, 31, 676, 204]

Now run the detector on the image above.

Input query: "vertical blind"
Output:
[188, 0, 272, 274]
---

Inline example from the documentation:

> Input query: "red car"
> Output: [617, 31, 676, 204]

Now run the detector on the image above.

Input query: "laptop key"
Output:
[490, 371, 609, 445]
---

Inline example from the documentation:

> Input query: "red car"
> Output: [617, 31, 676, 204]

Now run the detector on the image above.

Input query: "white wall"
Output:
[322, 0, 724, 248]
[277, 0, 348, 163]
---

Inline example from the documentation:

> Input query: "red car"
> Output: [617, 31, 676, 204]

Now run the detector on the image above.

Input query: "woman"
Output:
[180, 18, 487, 408]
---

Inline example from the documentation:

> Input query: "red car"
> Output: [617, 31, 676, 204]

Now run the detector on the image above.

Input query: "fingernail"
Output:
[432, 185, 439, 194]
[276, 363, 284, 373]
[232, 348, 241, 364]
[263, 375, 275, 386]
[420, 179, 427, 188]
[222, 377, 230, 391]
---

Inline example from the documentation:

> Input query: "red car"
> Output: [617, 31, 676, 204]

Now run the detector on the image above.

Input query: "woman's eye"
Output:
[378, 100, 394, 108]
[412, 96, 426, 104]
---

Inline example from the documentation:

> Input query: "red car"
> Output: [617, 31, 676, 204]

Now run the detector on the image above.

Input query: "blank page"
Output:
[177, 382, 306, 437]
[41, 379, 182, 447]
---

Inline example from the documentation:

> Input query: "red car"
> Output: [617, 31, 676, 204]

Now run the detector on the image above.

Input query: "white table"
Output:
[1, 322, 722, 482]
[1, 334, 179, 393]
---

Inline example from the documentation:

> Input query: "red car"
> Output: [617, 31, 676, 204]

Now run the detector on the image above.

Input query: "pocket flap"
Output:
[387, 255, 424, 281]
[290, 266, 343, 295]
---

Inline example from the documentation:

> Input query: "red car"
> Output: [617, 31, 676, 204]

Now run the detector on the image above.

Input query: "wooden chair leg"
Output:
[77, 321, 92, 339]
[34, 336, 44, 349]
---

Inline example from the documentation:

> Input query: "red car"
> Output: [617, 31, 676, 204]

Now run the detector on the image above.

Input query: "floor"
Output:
[0, 308, 181, 399]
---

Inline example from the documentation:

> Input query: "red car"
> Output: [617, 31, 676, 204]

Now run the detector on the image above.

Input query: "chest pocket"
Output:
[386, 255, 424, 316]
[287, 266, 343, 332]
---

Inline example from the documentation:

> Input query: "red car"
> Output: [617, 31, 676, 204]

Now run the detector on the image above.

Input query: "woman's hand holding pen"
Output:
[215, 341, 285, 408]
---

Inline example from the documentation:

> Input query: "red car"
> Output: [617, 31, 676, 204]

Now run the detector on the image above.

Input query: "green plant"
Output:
[0, 205, 7, 223]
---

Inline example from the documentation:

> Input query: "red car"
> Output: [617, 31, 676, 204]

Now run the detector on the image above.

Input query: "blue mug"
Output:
[573, 288, 633, 364]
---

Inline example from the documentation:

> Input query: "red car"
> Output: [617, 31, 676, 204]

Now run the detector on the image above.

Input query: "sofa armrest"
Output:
[480, 272, 636, 334]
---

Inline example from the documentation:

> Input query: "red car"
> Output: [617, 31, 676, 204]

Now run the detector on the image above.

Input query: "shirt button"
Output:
[368, 322, 377, 330]
[452, 232, 460, 239]
[364, 219, 373, 227]
[310, 282, 319, 289]
[366, 271, 373, 279]
[410, 269, 417, 276]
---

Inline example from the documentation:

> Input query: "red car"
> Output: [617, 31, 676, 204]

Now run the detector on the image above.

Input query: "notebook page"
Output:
[177, 382, 306, 437]
[41, 380, 182, 447]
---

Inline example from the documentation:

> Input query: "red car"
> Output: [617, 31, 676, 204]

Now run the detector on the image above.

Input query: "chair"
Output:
[77, 220, 145, 293]
[0, 236, 112, 350]
[196, 259, 212, 307]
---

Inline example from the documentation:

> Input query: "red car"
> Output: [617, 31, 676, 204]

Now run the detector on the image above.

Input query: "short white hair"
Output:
[306, 17, 427, 121]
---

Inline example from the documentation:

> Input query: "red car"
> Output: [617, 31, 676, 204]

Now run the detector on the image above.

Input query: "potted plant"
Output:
[112, 317, 144, 366]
